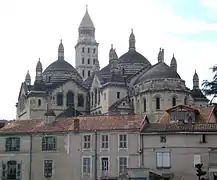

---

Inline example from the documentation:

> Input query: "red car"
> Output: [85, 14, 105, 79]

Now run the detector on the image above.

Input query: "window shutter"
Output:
[156, 153, 162, 167]
[2, 161, 7, 179]
[163, 153, 170, 167]
[5, 138, 9, 152]
[16, 162, 21, 180]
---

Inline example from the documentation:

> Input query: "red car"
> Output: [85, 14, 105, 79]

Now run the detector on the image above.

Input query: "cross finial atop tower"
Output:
[86, 4, 88, 11]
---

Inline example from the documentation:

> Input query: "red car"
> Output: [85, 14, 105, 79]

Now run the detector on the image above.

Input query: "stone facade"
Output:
[16, 7, 209, 121]
[1, 107, 217, 180]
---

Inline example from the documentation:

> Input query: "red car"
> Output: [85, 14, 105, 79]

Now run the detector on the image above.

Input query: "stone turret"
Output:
[129, 29, 136, 51]
[157, 48, 164, 63]
[193, 70, 199, 89]
[25, 70, 31, 85]
[170, 54, 177, 71]
[58, 39, 64, 60]
[35, 58, 43, 82]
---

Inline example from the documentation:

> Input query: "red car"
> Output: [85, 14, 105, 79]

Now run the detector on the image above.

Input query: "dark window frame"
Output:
[5, 137, 20, 152]
[42, 136, 57, 151]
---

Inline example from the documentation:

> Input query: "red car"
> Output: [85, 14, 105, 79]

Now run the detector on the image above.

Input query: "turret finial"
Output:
[86, 4, 88, 11]
[111, 44, 113, 49]
[131, 28, 133, 33]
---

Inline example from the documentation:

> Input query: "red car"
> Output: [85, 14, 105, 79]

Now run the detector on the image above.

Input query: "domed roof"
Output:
[43, 40, 82, 83]
[44, 60, 75, 72]
[43, 60, 82, 83]
[136, 62, 181, 83]
[119, 50, 150, 64]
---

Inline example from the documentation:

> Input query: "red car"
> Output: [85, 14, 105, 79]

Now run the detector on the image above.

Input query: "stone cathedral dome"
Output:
[43, 40, 82, 84]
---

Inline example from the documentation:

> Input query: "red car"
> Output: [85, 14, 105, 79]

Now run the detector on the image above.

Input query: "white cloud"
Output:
[0, 0, 217, 119]
[200, 0, 217, 10]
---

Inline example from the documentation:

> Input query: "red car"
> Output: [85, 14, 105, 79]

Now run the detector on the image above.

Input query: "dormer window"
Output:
[169, 107, 196, 123]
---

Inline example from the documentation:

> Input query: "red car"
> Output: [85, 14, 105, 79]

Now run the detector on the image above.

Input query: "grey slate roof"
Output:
[119, 50, 150, 64]
[136, 62, 181, 83]
[191, 89, 209, 102]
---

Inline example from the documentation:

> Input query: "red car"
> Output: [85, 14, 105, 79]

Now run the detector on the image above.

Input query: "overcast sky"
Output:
[1, 0, 217, 120]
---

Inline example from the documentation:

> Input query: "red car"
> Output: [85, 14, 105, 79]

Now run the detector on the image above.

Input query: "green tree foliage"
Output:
[202, 65, 217, 101]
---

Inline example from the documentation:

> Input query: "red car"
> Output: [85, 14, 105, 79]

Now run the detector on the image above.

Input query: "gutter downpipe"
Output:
[140, 133, 144, 167]
[29, 133, 33, 180]
[94, 130, 98, 180]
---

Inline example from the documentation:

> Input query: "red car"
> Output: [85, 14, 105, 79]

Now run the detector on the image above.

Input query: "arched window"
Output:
[78, 94, 84, 107]
[184, 97, 188, 105]
[156, 97, 160, 110]
[172, 97, 176, 106]
[94, 89, 97, 105]
[57, 93, 63, 106]
[66, 91, 74, 106]
[38, 99, 41, 106]
[82, 70, 85, 77]
[88, 58, 90, 64]
[88, 70, 91, 77]
[143, 98, 146, 112]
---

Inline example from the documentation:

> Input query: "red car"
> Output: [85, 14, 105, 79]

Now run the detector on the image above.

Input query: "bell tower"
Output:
[75, 5, 99, 80]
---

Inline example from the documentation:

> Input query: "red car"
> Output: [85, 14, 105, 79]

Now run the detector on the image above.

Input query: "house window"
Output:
[160, 136, 166, 143]
[88, 70, 91, 77]
[82, 70, 85, 77]
[44, 160, 53, 178]
[88, 48, 90, 53]
[119, 134, 127, 149]
[2, 160, 21, 180]
[98, 90, 100, 104]
[5, 137, 20, 152]
[156, 152, 171, 168]
[143, 98, 146, 112]
[38, 99, 41, 106]
[88, 58, 90, 64]
[82, 47, 84, 53]
[57, 93, 63, 106]
[66, 91, 74, 106]
[78, 94, 84, 107]
[156, 97, 160, 110]
[119, 157, 128, 173]
[117, 92, 120, 99]
[172, 97, 176, 106]
[101, 157, 109, 176]
[201, 134, 206, 143]
[82, 157, 91, 175]
[93, 59, 96, 64]
[93, 48, 96, 54]
[42, 136, 56, 151]
[91, 92, 94, 106]
[101, 134, 109, 149]
[83, 135, 91, 149]
[82, 58, 84, 64]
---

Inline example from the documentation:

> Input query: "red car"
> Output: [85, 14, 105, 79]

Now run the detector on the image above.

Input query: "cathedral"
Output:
[16, 7, 209, 121]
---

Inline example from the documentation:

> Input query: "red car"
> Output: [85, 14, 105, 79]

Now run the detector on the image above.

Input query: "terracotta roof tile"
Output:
[0, 115, 142, 134]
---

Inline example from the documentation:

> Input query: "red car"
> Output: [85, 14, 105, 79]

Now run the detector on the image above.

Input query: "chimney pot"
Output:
[74, 118, 80, 132]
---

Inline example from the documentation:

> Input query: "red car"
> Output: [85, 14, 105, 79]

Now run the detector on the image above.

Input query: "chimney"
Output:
[74, 118, 80, 132]
[44, 110, 56, 125]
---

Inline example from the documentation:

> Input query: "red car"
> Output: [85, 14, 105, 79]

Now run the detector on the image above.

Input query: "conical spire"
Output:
[79, 5, 94, 29]
[25, 70, 31, 85]
[36, 58, 42, 72]
[58, 39, 64, 60]
[193, 70, 199, 89]
[129, 29, 136, 51]
[170, 53, 177, 71]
